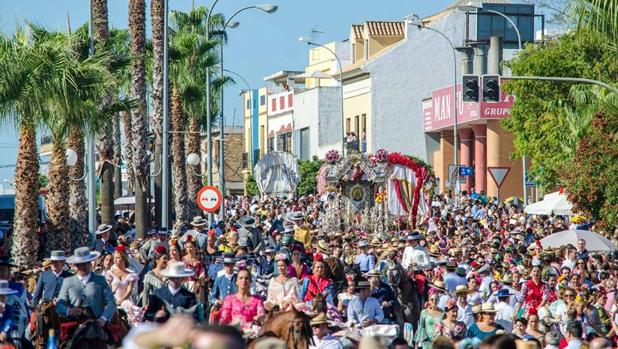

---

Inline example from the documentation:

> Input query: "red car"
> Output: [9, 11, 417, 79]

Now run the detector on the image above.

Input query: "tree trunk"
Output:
[129, 0, 149, 238]
[68, 127, 88, 250]
[11, 125, 40, 269]
[151, 0, 165, 226]
[113, 112, 123, 199]
[92, 0, 115, 225]
[171, 87, 190, 232]
[121, 110, 134, 194]
[46, 142, 71, 254]
[186, 116, 202, 217]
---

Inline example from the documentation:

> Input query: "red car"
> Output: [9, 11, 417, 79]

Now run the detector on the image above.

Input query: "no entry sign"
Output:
[197, 186, 222, 213]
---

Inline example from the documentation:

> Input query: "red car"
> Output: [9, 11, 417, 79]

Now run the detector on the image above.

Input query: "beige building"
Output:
[210, 126, 245, 195]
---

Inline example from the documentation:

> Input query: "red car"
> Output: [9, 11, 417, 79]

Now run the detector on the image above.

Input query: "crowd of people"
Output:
[0, 193, 616, 349]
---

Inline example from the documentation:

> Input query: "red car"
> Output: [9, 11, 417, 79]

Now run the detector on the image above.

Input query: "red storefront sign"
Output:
[423, 84, 515, 132]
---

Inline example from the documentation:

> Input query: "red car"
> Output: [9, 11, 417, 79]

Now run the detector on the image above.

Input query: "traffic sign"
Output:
[458, 166, 474, 177]
[197, 185, 222, 213]
[487, 167, 510, 188]
[448, 165, 465, 184]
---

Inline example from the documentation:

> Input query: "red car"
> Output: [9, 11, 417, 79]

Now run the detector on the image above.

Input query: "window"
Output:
[279, 96, 285, 110]
[288, 94, 293, 108]
[361, 114, 367, 135]
[271, 98, 276, 112]
[354, 115, 360, 136]
[260, 125, 265, 152]
[351, 43, 356, 63]
[345, 118, 351, 133]
[260, 95, 266, 106]
[267, 137, 274, 152]
[245, 98, 251, 110]
[299, 127, 310, 160]
[277, 132, 292, 153]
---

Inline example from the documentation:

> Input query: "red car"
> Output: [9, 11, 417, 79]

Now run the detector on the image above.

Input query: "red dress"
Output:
[303, 275, 331, 302]
[517, 279, 548, 316]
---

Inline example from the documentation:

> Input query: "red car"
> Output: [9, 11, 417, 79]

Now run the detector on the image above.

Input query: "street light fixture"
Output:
[216, 4, 277, 220]
[298, 36, 345, 155]
[407, 20, 460, 199]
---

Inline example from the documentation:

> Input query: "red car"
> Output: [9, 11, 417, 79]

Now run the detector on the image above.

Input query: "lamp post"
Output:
[410, 23, 460, 199]
[458, 2, 526, 203]
[298, 37, 345, 155]
[87, 0, 97, 246]
[218, 4, 277, 220]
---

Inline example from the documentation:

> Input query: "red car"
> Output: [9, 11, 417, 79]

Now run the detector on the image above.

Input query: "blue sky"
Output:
[0, 0, 456, 181]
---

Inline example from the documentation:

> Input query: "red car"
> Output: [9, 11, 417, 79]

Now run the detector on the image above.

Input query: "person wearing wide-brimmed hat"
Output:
[401, 232, 430, 272]
[237, 215, 262, 252]
[366, 268, 398, 324]
[178, 216, 208, 250]
[0, 279, 17, 342]
[444, 262, 467, 294]
[31, 250, 72, 306]
[210, 254, 238, 304]
[143, 261, 198, 323]
[493, 288, 515, 332]
[140, 227, 171, 261]
[56, 247, 116, 328]
[309, 312, 342, 349]
[347, 279, 384, 327]
[454, 285, 475, 327]
[354, 240, 376, 273]
[464, 302, 502, 340]
[94, 223, 117, 254]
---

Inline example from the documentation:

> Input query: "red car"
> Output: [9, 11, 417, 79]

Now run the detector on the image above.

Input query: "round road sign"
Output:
[197, 185, 222, 213]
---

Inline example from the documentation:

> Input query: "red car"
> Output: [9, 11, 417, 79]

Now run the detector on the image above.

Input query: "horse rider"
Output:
[0, 258, 26, 346]
[354, 241, 376, 274]
[143, 262, 199, 323]
[140, 227, 170, 261]
[31, 250, 72, 307]
[257, 246, 275, 277]
[55, 247, 117, 329]
[93, 224, 117, 254]
[237, 216, 262, 252]
[209, 254, 238, 305]
[347, 279, 384, 327]
[366, 269, 398, 324]
[179, 216, 208, 250]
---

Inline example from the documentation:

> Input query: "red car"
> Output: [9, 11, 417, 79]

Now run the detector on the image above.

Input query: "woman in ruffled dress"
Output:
[140, 245, 168, 307]
[219, 268, 265, 337]
[265, 253, 300, 311]
[436, 299, 467, 340]
[104, 246, 144, 325]
[182, 237, 206, 302]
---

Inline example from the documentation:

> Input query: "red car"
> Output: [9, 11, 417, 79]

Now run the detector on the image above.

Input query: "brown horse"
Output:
[251, 308, 313, 349]
[385, 263, 421, 330]
[30, 301, 61, 349]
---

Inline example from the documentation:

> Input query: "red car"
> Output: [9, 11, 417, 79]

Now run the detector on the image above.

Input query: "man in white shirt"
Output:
[493, 289, 515, 332]
[401, 232, 430, 271]
[309, 313, 343, 349]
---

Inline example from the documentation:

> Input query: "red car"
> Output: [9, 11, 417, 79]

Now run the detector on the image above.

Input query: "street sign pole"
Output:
[487, 167, 511, 202]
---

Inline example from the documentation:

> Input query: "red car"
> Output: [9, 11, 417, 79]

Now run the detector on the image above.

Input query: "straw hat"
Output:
[430, 280, 448, 293]
[428, 245, 441, 258]
[454, 285, 472, 295]
[365, 269, 382, 278]
[160, 262, 195, 278]
[95, 224, 113, 235]
[190, 216, 207, 227]
[480, 302, 496, 313]
[317, 241, 329, 254]
[310, 312, 328, 326]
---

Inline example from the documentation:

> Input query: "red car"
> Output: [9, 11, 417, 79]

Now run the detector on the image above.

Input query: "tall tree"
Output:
[576, 0, 618, 53]
[170, 86, 190, 231]
[151, 0, 166, 225]
[92, 0, 115, 225]
[129, 0, 150, 237]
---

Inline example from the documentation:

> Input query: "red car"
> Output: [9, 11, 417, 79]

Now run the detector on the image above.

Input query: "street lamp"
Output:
[298, 36, 345, 155]
[408, 21, 460, 199]
[217, 4, 277, 220]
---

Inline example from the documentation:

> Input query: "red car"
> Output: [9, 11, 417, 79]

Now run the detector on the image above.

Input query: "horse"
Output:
[251, 308, 313, 349]
[385, 263, 421, 330]
[60, 319, 108, 349]
[29, 301, 61, 349]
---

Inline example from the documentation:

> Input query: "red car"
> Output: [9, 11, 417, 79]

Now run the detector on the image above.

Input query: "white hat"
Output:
[67, 247, 101, 264]
[95, 224, 112, 235]
[160, 262, 195, 278]
[44, 250, 67, 262]
[0, 280, 16, 295]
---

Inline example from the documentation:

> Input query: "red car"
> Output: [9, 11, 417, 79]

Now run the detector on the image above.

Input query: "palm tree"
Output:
[92, 0, 116, 226]
[129, 0, 150, 237]
[151, 0, 166, 226]
[169, 7, 227, 217]
[171, 86, 190, 231]
[576, 0, 618, 53]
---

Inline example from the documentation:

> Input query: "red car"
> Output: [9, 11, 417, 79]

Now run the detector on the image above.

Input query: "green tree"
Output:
[564, 112, 618, 229]
[297, 157, 324, 196]
[502, 32, 618, 189]
[246, 174, 259, 197]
